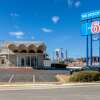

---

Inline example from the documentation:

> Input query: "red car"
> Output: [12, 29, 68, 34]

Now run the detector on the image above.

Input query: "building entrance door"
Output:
[31, 56, 34, 67]
[21, 58, 24, 66]
[26, 56, 30, 67]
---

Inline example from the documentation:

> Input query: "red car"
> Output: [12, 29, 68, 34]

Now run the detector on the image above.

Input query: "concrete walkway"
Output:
[0, 82, 100, 90]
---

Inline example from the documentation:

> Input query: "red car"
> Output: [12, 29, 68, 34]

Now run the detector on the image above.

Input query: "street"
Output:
[0, 85, 100, 100]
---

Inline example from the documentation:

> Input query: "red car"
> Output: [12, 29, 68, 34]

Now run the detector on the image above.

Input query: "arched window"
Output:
[29, 50, 35, 53]
[37, 50, 43, 53]
[1, 59, 4, 64]
[13, 50, 18, 53]
[20, 50, 27, 53]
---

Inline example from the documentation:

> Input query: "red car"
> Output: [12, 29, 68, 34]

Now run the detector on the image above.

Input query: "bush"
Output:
[69, 71, 100, 82]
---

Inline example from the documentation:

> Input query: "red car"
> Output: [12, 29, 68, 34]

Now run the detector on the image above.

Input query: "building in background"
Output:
[43, 53, 51, 69]
[53, 48, 64, 63]
[0, 41, 47, 69]
[65, 56, 100, 67]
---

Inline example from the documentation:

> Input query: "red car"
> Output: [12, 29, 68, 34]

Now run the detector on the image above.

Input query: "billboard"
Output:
[81, 21, 100, 35]
[91, 21, 100, 34]
[81, 10, 100, 66]
[81, 10, 100, 21]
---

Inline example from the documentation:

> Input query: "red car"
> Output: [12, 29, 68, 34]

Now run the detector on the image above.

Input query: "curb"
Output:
[0, 82, 100, 88]
[62, 82, 100, 86]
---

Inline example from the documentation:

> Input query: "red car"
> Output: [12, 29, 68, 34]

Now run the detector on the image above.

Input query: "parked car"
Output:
[66, 68, 81, 74]
[81, 66, 100, 72]
[68, 66, 100, 75]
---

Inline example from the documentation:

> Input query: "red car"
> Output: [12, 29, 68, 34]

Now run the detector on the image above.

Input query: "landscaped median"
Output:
[56, 71, 100, 83]
[70, 71, 100, 82]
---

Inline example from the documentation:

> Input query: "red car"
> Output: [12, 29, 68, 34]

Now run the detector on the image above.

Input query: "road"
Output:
[0, 85, 100, 100]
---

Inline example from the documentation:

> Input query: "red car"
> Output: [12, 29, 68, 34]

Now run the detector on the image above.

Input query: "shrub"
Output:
[69, 71, 100, 82]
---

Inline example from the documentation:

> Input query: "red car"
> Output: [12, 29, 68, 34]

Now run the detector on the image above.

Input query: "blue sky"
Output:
[0, 0, 100, 58]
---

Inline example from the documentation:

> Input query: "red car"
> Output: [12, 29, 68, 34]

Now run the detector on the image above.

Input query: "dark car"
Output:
[66, 68, 81, 74]
[91, 67, 100, 72]
[81, 66, 100, 72]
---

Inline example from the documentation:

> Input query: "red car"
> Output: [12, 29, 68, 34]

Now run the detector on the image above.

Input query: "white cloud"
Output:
[16, 35, 23, 39]
[9, 31, 24, 39]
[10, 13, 19, 17]
[32, 36, 35, 40]
[75, 1, 81, 8]
[9, 31, 24, 36]
[41, 28, 53, 33]
[67, 0, 81, 8]
[52, 16, 60, 24]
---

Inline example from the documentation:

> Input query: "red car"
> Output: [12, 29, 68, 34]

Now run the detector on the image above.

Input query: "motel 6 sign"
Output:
[81, 10, 100, 20]
[81, 21, 100, 35]
[91, 21, 100, 34]
[81, 10, 100, 66]
[81, 10, 100, 36]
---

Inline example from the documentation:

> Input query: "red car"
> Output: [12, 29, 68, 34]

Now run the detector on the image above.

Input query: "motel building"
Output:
[0, 41, 47, 69]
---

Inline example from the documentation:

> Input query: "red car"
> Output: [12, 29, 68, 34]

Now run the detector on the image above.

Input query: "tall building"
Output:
[0, 41, 46, 68]
[54, 48, 64, 63]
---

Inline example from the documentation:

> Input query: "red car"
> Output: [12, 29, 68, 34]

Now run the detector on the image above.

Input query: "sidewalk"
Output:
[0, 82, 100, 90]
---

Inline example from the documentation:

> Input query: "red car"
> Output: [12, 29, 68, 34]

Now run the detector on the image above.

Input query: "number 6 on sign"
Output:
[91, 21, 100, 34]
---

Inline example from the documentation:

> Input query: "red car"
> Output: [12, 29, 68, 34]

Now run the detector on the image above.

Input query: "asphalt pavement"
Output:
[0, 84, 100, 100]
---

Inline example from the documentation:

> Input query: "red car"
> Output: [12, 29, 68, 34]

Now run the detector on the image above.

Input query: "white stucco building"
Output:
[0, 41, 46, 68]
